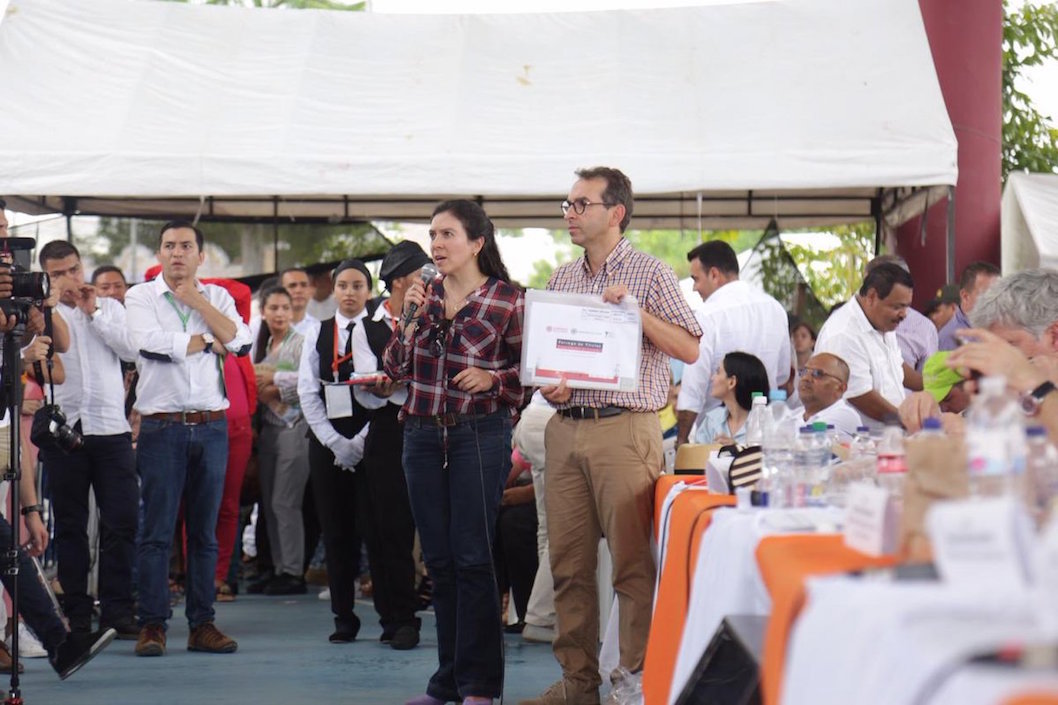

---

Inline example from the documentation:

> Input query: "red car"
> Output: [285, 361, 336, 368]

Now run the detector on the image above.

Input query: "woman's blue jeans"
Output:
[403, 411, 511, 700]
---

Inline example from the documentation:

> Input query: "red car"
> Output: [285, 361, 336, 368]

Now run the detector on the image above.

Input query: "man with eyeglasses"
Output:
[525, 167, 701, 705]
[675, 239, 791, 447]
[791, 353, 861, 438]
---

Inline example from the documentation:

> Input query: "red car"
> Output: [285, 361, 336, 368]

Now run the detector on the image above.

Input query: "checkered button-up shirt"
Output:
[383, 276, 526, 418]
[547, 238, 701, 412]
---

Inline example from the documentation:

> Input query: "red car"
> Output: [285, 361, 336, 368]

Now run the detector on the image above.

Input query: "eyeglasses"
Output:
[560, 198, 615, 216]
[799, 366, 843, 382]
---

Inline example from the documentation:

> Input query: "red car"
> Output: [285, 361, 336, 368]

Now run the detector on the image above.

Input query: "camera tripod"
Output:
[3, 322, 28, 705]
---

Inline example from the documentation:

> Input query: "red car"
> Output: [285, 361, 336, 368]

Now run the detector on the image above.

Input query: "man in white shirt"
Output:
[306, 266, 338, 321]
[38, 242, 140, 641]
[125, 221, 251, 658]
[814, 263, 915, 428]
[868, 255, 934, 382]
[791, 352, 862, 439]
[676, 240, 790, 446]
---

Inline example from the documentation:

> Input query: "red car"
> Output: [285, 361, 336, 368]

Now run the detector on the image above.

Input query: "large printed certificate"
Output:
[520, 289, 641, 392]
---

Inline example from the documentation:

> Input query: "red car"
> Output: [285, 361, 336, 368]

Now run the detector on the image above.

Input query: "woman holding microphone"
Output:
[384, 200, 525, 705]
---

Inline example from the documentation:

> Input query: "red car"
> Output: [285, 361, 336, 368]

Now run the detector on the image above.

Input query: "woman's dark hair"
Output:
[790, 321, 817, 342]
[253, 285, 292, 363]
[722, 351, 770, 412]
[432, 199, 511, 284]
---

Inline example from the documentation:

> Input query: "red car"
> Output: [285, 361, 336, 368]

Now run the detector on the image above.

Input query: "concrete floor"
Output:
[9, 592, 564, 705]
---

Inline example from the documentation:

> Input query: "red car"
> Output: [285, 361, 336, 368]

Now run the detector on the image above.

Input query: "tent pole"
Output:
[273, 197, 280, 272]
[946, 185, 956, 283]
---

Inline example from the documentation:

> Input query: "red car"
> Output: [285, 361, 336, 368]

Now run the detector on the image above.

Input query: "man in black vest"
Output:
[296, 259, 374, 642]
[350, 241, 429, 650]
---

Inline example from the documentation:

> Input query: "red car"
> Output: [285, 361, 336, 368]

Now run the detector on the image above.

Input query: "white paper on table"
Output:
[926, 496, 1036, 592]
[705, 452, 732, 494]
[520, 289, 642, 392]
[843, 482, 898, 556]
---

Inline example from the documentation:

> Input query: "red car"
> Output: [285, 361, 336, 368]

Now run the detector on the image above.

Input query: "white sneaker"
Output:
[522, 623, 556, 644]
[7, 622, 47, 658]
[318, 587, 331, 601]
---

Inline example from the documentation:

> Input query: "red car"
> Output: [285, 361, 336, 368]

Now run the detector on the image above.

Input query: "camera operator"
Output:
[37, 241, 140, 640]
[0, 212, 116, 677]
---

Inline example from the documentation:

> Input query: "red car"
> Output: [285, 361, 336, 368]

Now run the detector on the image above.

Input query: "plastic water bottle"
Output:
[876, 422, 907, 499]
[918, 416, 944, 437]
[1025, 426, 1058, 525]
[803, 422, 830, 506]
[760, 390, 791, 507]
[850, 426, 877, 462]
[745, 392, 768, 445]
[966, 376, 1024, 497]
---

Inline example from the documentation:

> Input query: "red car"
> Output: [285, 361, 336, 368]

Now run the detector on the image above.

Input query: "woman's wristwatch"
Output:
[20, 504, 42, 517]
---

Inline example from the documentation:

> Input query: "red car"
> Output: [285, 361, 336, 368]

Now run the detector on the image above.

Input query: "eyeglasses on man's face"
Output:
[799, 366, 842, 383]
[560, 198, 615, 216]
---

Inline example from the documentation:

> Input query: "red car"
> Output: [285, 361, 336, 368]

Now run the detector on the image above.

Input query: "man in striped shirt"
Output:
[522, 167, 701, 705]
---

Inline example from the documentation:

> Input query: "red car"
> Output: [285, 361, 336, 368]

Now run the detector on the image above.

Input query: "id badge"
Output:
[324, 384, 353, 419]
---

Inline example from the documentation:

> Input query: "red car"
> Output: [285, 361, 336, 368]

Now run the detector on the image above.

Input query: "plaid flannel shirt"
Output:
[547, 237, 701, 412]
[383, 277, 526, 418]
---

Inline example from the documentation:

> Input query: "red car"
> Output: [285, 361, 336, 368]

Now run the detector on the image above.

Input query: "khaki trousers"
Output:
[544, 411, 662, 688]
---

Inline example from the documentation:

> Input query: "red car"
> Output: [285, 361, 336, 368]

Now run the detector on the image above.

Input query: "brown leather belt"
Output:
[144, 410, 226, 425]
[558, 406, 626, 420]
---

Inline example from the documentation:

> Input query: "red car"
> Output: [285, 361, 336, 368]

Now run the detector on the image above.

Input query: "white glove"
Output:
[331, 423, 369, 471]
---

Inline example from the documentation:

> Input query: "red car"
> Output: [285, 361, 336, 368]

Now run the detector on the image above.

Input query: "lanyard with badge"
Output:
[163, 291, 226, 397]
[323, 319, 355, 419]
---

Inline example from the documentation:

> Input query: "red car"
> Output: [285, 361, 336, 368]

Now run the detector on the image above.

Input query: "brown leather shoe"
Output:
[0, 641, 24, 674]
[518, 679, 600, 705]
[187, 622, 237, 654]
[134, 624, 166, 657]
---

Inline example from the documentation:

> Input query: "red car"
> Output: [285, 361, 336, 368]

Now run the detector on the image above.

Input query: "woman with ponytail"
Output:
[384, 200, 525, 705]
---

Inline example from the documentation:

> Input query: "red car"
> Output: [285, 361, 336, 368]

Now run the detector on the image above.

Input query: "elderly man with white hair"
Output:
[900, 268, 1058, 432]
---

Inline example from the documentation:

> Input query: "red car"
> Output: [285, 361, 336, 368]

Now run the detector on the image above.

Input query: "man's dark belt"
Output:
[144, 410, 226, 425]
[558, 406, 626, 420]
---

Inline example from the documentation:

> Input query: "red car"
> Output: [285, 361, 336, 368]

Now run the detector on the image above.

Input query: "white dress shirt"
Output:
[126, 277, 253, 415]
[249, 312, 319, 362]
[53, 298, 138, 435]
[895, 307, 938, 373]
[677, 280, 791, 418]
[298, 309, 368, 449]
[792, 398, 862, 440]
[306, 297, 337, 322]
[351, 300, 407, 411]
[814, 297, 906, 429]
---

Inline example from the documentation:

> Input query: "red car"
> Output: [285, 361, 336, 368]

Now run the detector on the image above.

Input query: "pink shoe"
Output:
[404, 695, 446, 705]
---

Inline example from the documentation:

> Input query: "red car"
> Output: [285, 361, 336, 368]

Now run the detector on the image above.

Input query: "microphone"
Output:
[406, 262, 439, 320]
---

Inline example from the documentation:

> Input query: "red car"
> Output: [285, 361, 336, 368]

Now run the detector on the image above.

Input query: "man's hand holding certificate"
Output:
[520, 288, 641, 392]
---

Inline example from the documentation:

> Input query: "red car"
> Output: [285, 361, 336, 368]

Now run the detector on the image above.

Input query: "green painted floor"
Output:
[9, 592, 564, 705]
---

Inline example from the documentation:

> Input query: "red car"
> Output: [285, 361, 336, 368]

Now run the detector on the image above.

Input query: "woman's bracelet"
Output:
[20, 504, 42, 517]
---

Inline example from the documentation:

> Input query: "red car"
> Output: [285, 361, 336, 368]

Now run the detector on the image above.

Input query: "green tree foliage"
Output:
[524, 228, 759, 289]
[1003, 1, 1058, 177]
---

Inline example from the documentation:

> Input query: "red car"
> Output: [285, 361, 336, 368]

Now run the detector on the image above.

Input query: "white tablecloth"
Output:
[782, 575, 1058, 705]
[668, 506, 842, 705]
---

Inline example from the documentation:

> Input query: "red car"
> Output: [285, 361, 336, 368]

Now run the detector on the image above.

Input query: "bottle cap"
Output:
[811, 421, 827, 432]
[922, 417, 942, 430]
[1027, 426, 1048, 437]
[768, 389, 788, 402]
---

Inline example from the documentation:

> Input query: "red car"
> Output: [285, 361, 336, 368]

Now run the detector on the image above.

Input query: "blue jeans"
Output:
[136, 417, 228, 629]
[403, 412, 511, 701]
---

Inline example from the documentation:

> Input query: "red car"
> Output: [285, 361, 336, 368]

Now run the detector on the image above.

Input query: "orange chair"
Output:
[643, 480, 734, 705]
[1001, 694, 1058, 705]
[755, 535, 897, 705]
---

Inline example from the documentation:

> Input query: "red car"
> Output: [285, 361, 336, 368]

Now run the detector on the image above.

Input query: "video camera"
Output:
[0, 236, 49, 322]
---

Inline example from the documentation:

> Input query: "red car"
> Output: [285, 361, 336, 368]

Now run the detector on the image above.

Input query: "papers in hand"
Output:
[520, 289, 642, 392]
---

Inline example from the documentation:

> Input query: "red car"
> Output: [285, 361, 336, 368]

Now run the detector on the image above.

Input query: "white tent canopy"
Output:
[1001, 172, 1058, 274]
[0, 0, 957, 230]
